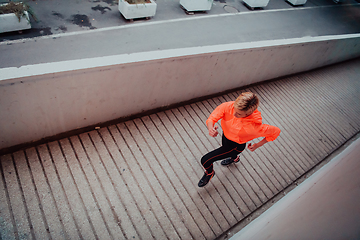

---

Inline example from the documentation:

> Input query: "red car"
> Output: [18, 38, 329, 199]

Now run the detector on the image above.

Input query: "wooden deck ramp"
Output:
[1, 58, 360, 240]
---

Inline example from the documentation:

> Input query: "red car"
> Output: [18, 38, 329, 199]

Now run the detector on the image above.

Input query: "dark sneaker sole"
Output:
[198, 171, 215, 187]
[221, 156, 240, 166]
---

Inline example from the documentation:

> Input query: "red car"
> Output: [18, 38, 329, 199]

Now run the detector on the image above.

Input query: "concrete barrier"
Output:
[1, 34, 360, 150]
[229, 136, 360, 240]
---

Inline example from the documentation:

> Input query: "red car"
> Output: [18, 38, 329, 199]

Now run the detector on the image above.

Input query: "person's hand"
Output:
[247, 143, 259, 152]
[248, 138, 268, 152]
[208, 126, 219, 137]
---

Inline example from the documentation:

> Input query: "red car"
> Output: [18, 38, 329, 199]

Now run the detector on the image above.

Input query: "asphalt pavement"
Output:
[1, 0, 360, 68]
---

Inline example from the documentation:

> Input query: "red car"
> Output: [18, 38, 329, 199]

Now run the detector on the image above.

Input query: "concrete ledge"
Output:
[230, 135, 360, 240]
[1, 34, 360, 150]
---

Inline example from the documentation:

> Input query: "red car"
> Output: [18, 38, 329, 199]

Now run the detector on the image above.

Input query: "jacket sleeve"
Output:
[260, 124, 281, 141]
[206, 103, 227, 126]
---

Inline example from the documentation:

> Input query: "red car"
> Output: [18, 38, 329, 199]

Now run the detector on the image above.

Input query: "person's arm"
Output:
[206, 102, 229, 137]
[248, 124, 281, 151]
[207, 121, 218, 137]
[247, 138, 268, 152]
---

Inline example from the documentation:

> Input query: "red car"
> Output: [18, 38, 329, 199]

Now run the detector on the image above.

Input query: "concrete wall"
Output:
[1, 34, 360, 150]
[230, 136, 360, 240]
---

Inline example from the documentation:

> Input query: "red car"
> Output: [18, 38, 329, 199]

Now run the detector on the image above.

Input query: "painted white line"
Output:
[1, 33, 360, 81]
[0, 3, 358, 46]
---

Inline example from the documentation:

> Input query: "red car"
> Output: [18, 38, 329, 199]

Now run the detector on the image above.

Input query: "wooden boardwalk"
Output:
[1, 58, 360, 240]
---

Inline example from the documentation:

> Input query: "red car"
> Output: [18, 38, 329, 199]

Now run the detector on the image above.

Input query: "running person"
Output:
[198, 92, 281, 187]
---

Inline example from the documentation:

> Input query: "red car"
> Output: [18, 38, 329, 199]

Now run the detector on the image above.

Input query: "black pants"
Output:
[201, 134, 246, 174]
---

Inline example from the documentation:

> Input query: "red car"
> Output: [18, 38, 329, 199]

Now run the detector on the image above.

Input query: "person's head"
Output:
[233, 92, 259, 118]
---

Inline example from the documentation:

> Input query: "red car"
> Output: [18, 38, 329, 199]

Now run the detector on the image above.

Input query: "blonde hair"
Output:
[234, 92, 259, 113]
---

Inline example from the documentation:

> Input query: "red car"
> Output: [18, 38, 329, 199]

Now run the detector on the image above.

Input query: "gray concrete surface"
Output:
[2, 34, 359, 150]
[1, 57, 359, 240]
[230, 135, 360, 240]
[1, 0, 360, 68]
[1, 1, 360, 239]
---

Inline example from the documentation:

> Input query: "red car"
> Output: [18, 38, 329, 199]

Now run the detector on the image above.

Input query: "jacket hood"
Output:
[243, 109, 262, 124]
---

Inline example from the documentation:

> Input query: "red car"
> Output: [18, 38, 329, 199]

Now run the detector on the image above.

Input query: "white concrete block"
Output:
[286, 0, 307, 6]
[0, 11, 31, 34]
[180, 0, 213, 12]
[118, 0, 157, 20]
[243, 0, 270, 8]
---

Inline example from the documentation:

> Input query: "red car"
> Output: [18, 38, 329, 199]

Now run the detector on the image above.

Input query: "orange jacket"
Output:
[206, 101, 281, 144]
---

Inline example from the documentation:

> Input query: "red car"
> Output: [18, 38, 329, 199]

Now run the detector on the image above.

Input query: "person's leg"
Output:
[198, 135, 245, 187]
[220, 135, 246, 166]
[201, 145, 240, 174]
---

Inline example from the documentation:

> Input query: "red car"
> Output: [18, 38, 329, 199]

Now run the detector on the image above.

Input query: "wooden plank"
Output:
[136, 116, 217, 238]
[302, 73, 359, 137]
[272, 78, 342, 149]
[148, 113, 225, 236]
[282, 77, 346, 147]
[250, 85, 312, 176]
[155, 111, 232, 232]
[12, 151, 49, 239]
[69, 135, 126, 239]
[0, 154, 16, 240]
[78, 133, 138, 239]
[114, 123, 193, 239]
[97, 127, 173, 239]
[89, 130, 160, 240]
[252, 83, 328, 164]
[1, 154, 33, 239]
[30, 145, 79, 239]
[41, 143, 96, 240]
[126, 120, 206, 239]
[304, 66, 360, 132]
[255, 86, 314, 171]
[58, 138, 112, 239]
[106, 124, 182, 239]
